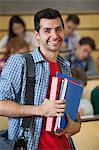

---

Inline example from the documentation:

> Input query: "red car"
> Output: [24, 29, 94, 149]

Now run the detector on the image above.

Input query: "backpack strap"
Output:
[22, 53, 35, 128]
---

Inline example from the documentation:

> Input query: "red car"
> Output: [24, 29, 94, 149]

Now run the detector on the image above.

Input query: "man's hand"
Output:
[55, 113, 81, 137]
[40, 98, 66, 117]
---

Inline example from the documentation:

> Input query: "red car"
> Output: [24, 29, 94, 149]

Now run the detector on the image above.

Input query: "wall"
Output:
[0, 0, 99, 14]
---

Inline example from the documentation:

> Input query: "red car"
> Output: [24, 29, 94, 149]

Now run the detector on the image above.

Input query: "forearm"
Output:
[0, 100, 42, 117]
[76, 112, 81, 124]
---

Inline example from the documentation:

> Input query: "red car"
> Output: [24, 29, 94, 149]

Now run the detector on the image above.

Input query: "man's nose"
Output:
[51, 30, 58, 39]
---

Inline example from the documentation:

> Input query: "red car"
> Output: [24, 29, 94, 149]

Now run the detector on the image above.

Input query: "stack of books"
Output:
[45, 72, 83, 132]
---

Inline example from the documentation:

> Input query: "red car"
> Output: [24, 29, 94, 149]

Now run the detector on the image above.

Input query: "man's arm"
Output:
[0, 99, 66, 117]
[0, 55, 66, 118]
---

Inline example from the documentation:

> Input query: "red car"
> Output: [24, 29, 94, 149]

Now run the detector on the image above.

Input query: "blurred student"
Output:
[66, 37, 97, 76]
[0, 37, 29, 74]
[0, 15, 39, 49]
[61, 14, 80, 51]
[72, 67, 94, 116]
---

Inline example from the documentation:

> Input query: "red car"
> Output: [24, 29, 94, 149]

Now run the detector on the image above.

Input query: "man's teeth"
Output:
[49, 40, 60, 44]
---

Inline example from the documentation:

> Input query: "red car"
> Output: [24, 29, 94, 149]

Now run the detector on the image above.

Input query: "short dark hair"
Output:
[66, 14, 80, 25]
[79, 37, 96, 50]
[34, 8, 64, 32]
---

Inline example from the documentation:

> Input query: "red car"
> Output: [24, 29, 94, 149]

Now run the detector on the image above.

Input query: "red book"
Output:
[45, 76, 62, 131]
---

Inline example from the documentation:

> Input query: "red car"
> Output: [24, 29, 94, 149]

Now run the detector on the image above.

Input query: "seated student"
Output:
[0, 37, 29, 74]
[0, 15, 39, 50]
[91, 85, 99, 115]
[65, 37, 97, 76]
[61, 14, 80, 51]
[72, 67, 94, 116]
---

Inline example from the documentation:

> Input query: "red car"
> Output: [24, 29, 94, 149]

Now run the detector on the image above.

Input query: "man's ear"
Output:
[34, 30, 40, 40]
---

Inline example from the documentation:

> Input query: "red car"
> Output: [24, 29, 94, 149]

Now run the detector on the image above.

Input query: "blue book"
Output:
[56, 72, 81, 84]
[54, 73, 83, 131]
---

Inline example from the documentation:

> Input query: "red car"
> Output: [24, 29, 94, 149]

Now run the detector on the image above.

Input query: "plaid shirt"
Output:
[0, 48, 72, 150]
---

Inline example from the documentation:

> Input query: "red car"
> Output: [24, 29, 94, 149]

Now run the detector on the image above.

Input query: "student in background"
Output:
[61, 14, 80, 51]
[66, 37, 97, 76]
[0, 15, 39, 50]
[0, 37, 29, 74]
[72, 67, 94, 116]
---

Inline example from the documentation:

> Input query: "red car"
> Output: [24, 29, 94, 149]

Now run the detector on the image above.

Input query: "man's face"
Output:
[35, 17, 64, 52]
[65, 21, 77, 36]
[77, 44, 92, 60]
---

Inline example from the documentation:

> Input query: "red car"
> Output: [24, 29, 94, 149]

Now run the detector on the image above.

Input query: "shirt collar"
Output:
[57, 55, 70, 68]
[30, 47, 46, 63]
[30, 47, 70, 68]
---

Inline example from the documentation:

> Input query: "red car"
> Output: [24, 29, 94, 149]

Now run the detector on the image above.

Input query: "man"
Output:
[0, 8, 81, 150]
[61, 14, 80, 51]
[66, 37, 97, 76]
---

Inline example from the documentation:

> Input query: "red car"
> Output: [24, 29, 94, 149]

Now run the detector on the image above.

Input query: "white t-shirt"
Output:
[79, 89, 94, 116]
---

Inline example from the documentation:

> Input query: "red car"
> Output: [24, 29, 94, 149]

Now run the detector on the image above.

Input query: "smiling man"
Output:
[0, 8, 81, 150]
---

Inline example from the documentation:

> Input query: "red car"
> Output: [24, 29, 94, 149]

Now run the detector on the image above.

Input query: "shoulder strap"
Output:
[23, 53, 35, 78]
[22, 53, 35, 128]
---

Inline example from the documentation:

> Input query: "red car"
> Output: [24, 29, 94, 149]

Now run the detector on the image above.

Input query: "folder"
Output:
[54, 73, 83, 131]
[56, 72, 81, 84]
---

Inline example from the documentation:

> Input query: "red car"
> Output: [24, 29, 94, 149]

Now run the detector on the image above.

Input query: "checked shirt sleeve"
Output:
[0, 54, 25, 102]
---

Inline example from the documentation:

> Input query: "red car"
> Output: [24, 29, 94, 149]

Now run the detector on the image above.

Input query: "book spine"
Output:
[54, 79, 68, 131]
[45, 77, 61, 131]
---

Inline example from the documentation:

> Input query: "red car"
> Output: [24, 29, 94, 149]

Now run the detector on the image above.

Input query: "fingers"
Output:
[55, 100, 65, 104]
[42, 98, 66, 117]
[55, 129, 66, 136]
[57, 108, 65, 113]
[56, 103, 66, 109]
[55, 100, 66, 109]
[53, 100, 66, 114]
[55, 113, 64, 117]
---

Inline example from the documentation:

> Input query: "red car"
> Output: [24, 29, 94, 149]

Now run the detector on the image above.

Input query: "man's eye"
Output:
[44, 30, 50, 33]
[56, 28, 62, 32]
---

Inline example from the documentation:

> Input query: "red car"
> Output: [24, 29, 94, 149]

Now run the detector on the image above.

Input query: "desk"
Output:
[72, 121, 99, 150]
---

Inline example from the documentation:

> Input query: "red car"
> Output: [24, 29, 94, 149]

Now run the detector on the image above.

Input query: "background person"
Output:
[65, 36, 97, 76]
[0, 15, 39, 50]
[0, 37, 29, 74]
[72, 67, 94, 116]
[61, 14, 80, 51]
